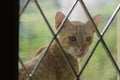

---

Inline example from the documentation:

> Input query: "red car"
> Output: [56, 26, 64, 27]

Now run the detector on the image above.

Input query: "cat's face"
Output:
[55, 12, 101, 58]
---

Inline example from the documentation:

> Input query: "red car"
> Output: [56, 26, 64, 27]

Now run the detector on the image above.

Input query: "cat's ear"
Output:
[86, 14, 101, 32]
[92, 14, 101, 27]
[55, 11, 65, 29]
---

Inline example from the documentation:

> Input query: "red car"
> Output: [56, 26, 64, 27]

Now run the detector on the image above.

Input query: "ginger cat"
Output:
[19, 11, 101, 80]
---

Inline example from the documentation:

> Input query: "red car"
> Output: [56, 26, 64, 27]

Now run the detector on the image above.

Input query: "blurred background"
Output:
[19, 0, 120, 80]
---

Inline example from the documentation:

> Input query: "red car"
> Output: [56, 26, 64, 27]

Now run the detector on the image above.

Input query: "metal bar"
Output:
[34, 0, 55, 36]
[100, 4, 120, 75]
[52, 1, 82, 76]
[100, 3, 120, 75]
[102, 40, 120, 75]
[55, 35, 78, 76]
[47, 1, 80, 76]
[49, 0, 80, 76]
[78, 39, 101, 77]
[30, 0, 79, 77]
[56, 0, 79, 35]
[78, 0, 100, 36]
[19, 56, 31, 79]
[76, 76, 80, 80]
[78, 4, 120, 75]
[19, 0, 31, 17]
[101, 3, 120, 36]
[79, 0, 120, 75]
[30, 38, 54, 76]
[30, 0, 56, 76]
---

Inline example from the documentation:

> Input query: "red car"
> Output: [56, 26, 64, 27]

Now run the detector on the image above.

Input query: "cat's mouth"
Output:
[64, 47, 88, 58]
[76, 49, 88, 58]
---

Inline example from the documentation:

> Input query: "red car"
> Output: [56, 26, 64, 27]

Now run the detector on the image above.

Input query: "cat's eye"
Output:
[68, 36, 76, 42]
[86, 36, 92, 42]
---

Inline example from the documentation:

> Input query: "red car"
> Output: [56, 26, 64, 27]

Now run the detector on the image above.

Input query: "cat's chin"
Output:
[75, 53, 86, 58]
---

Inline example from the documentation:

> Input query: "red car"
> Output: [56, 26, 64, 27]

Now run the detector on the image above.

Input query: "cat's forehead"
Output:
[71, 21, 85, 32]
[71, 21, 85, 27]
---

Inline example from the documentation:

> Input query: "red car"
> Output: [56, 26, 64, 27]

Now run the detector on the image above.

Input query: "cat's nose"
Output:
[80, 48, 85, 53]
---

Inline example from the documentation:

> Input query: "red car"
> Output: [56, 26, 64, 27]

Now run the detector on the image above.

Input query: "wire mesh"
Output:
[19, 0, 120, 80]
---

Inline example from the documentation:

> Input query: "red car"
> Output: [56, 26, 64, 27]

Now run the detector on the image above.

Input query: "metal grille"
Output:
[19, 0, 120, 80]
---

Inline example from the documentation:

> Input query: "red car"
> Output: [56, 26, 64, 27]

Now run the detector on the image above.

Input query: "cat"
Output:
[19, 11, 101, 80]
